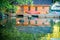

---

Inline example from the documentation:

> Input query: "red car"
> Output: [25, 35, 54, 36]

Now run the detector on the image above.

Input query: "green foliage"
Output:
[0, 0, 33, 13]
[55, 21, 60, 27]
[0, 0, 17, 13]
[0, 18, 47, 40]
[53, 0, 60, 3]
[16, 0, 33, 5]
[0, 18, 60, 40]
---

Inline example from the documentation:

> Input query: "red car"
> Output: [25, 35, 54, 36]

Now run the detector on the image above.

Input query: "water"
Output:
[16, 18, 60, 33]
[0, 17, 60, 40]
[0, 17, 60, 34]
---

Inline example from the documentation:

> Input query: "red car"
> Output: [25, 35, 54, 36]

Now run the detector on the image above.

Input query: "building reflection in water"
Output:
[0, 16, 60, 33]
[16, 16, 59, 27]
[16, 16, 60, 33]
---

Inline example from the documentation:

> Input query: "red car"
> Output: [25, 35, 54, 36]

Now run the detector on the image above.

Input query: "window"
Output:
[16, 15, 24, 18]
[21, 6, 24, 11]
[42, 6, 44, 9]
[35, 7, 37, 11]
[28, 6, 30, 11]
[32, 15, 38, 18]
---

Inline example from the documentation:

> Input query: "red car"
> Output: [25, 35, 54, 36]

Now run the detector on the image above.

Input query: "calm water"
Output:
[0, 17, 60, 34]
[16, 18, 60, 34]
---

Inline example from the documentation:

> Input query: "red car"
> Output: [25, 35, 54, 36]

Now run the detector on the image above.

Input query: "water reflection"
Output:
[16, 17, 60, 33]
[0, 17, 60, 34]
[16, 18, 60, 26]
[0, 17, 16, 28]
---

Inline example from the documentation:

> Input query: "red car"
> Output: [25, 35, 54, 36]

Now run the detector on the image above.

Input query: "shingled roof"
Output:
[33, 0, 53, 5]
[12, 0, 53, 5]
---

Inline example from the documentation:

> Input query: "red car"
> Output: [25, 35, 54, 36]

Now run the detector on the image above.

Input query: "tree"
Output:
[0, 0, 33, 13]
[0, 0, 15, 13]
[53, 0, 60, 3]
[16, 0, 33, 5]
[0, 0, 33, 40]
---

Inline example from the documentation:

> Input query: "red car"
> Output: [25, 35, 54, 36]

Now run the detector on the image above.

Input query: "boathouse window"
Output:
[21, 6, 24, 11]
[16, 15, 24, 18]
[35, 7, 37, 11]
[32, 15, 38, 18]
[28, 6, 30, 11]
[42, 6, 44, 9]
